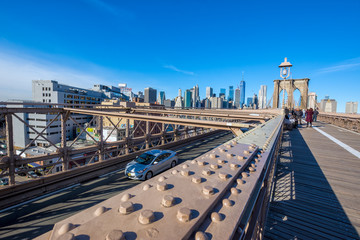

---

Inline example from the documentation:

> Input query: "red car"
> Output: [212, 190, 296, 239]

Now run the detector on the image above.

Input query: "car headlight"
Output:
[137, 168, 148, 174]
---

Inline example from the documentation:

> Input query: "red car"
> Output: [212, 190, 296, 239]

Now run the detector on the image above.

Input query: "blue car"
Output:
[125, 149, 178, 180]
[0, 178, 9, 185]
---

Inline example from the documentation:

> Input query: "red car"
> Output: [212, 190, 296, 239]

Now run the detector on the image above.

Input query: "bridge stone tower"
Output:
[272, 78, 310, 109]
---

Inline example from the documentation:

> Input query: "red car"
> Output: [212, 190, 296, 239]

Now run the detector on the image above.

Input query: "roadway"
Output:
[0, 131, 234, 240]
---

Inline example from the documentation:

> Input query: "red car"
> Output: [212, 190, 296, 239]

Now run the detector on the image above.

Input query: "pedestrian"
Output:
[313, 108, 319, 122]
[295, 108, 302, 125]
[305, 108, 314, 127]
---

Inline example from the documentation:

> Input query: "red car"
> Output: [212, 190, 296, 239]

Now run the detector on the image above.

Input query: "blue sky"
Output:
[0, 0, 359, 112]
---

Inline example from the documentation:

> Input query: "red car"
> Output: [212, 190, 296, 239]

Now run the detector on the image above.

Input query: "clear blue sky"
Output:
[0, 0, 359, 112]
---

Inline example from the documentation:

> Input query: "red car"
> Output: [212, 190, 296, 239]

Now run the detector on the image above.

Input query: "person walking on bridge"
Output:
[305, 108, 314, 127]
[295, 108, 302, 125]
[313, 108, 319, 122]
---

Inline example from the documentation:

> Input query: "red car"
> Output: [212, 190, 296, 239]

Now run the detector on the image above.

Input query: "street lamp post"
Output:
[278, 57, 292, 109]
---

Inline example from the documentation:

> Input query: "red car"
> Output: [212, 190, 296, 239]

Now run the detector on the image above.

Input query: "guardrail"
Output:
[39, 115, 284, 240]
[318, 113, 360, 133]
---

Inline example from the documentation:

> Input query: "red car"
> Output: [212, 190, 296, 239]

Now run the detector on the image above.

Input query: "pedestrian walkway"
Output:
[264, 121, 360, 240]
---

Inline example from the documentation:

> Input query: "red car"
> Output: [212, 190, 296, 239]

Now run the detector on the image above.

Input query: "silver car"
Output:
[125, 149, 178, 180]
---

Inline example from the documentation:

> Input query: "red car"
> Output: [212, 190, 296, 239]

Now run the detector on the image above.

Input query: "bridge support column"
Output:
[145, 120, 150, 149]
[61, 112, 69, 171]
[161, 123, 165, 145]
[99, 116, 104, 161]
[6, 113, 15, 185]
[125, 119, 130, 154]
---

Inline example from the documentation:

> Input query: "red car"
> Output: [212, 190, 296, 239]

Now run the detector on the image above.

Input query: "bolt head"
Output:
[237, 156, 245, 160]
[230, 163, 239, 169]
[119, 201, 134, 215]
[195, 231, 209, 240]
[106, 230, 125, 240]
[226, 153, 234, 158]
[222, 198, 233, 207]
[241, 172, 248, 178]
[171, 169, 178, 174]
[226, 144, 233, 149]
[210, 164, 219, 170]
[181, 170, 190, 177]
[231, 187, 240, 195]
[202, 186, 214, 195]
[162, 195, 175, 207]
[182, 164, 189, 169]
[244, 150, 250, 154]
[139, 210, 155, 225]
[237, 179, 245, 185]
[197, 161, 205, 166]
[217, 159, 225, 164]
[218, 172, 229, 180]
[94, 206, 107, 216]
[121, 193, 131, 202]
[209, 153, 217, 159]
[158, 176, 166, 182]
[143, 184, 151, 191]
[157, 182, 168, 191]
[249, 167, 256, 172]
[211, 212, 222, 222]
[202, 169, 211, 176]
[57, 233, 75, 240]
[177, 207, 191, 222]
[58, 223, 74, 235]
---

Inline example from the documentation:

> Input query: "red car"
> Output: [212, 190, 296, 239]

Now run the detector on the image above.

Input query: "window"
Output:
[49, 99, 51, 103]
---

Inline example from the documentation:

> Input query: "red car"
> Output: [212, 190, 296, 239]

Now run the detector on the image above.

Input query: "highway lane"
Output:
[0, 131, 234, 240]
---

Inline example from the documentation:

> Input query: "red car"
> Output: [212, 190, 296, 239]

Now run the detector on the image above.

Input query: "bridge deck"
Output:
[265, 121, 360, 239]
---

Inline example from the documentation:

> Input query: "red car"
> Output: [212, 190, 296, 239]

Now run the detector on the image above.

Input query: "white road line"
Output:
[313, 126, 360, 159]
[0, 183, 81, 214]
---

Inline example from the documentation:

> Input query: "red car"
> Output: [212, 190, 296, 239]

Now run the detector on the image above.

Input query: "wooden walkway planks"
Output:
[264, 121, 360, 240]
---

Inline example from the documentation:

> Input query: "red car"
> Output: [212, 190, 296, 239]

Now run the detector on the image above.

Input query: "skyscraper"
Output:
[192, 84, 200, 108]
[174, 88, 183, 108]
[220, 88, 226, 99]
[158, 91, 165, 105]
[234, 88, 240, 108]
[144, 87, 157, 103]
[240, 81, 245, 108]
[345, 102, 358, 114]
[184, 90, 192, 108]
[320, 98, 337, 113]
[206, 87, 213, 99]
[307, 92, 317, 109]
[228, 86, 234, 101]
[258, 85, 267, 109]
[252, 94, 258, 109]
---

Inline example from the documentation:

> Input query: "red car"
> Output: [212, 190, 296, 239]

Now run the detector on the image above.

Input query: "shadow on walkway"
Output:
[264, 127, 359, 240]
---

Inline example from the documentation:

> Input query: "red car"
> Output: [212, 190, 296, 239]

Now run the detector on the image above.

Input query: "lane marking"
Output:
[313, 127, 360, 159]
[0, 183, 81, 214]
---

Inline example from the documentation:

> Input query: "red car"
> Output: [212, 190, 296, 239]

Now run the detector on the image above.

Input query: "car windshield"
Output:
[135, 153, 156, 165]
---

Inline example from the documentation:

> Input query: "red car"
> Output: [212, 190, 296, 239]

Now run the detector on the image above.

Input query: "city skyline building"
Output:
[320, 98, 337, 113]
[220, 88, 226, 99]
[345, 101, 358, 114]
[240, 80, 246, 108]
[228, 86, 234, 101]
[234, 88, 240, 108]
[158, 91, 165, 105]
[184, 89, 192, 108]
[258, 85, 267, 109]
[206, 87, 213, 99]
[308, 92, 317, 109]
[252, 94, 258, 109]
[144, 87, 157, 103]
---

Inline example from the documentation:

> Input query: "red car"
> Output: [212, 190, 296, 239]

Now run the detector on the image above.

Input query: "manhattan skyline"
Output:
[0, 1, 359, 112]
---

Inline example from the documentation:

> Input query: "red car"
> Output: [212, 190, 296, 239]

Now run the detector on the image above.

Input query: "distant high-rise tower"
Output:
[206, 87, 213, 99]
[258, 85, 267, 109]
[345, 101, 358, 114]
[252, 94, 258, 109]
[144, 87, 157, 103]
[220, 88, 226, 99]
[228, 86, 234, 101]
[158, 91, 165, 105]
[234, 88, 240, 108]
[192, 84, 200, 108]
[174, 88, 183, 108]
[184, 90, 192, 108]
[307, 92, 317, 109]
[240, 81, 245, 108]
[320, 98, 337, 113]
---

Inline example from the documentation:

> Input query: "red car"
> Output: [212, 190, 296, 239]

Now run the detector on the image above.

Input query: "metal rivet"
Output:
[181, 170, 190, 177]
[198, 161, 205, 166]
[158, 176, 166, 182]
[227, 153, 233, 158]
[191, 160, 197, 164]
[218, 172, 229, 180]
[195, 231, 209, 240]
[192, 176, 201, 184]
[220, 149, 226, 153]
[177, 207, 191, 222]
[157, 182, 168, 191]
[209, 153, 217, 159]
[244, 150, 250, 154]
[57, 232, 75, 240]
[211, 212, 222, 222]
[230, 163, 239, 169]
[143, 184, 151, 191]
[231, 140, 237, 145]
[106, 230, 125, 240]
[202, 186, 214, 195]
[237, 156, 245, 160]
[231, 187, 240, 195]
[237, 179, 245, 185]
[202, 169, 211, 176]
[94, 206, 106, 216]
[58, 223, 74, 235]
[119, 201, 134, 215]
[217, 159, 225, 164]
[255, 158, 260, 163]
[241, 172, 248, 178]
[249, 167, 256, 172]
[251, 163, 256, 168]
[226, 144, 233, 149]
[162, 195, 174, 207]
[222, 198, 233, 207]
[257, 154, 262, 158]
[210, 164, 219, 170]
[172, 169, 178, 174]
[121, 193, 131, 202]
[182, 164, 189, 169]
[139, 210, 155, 224]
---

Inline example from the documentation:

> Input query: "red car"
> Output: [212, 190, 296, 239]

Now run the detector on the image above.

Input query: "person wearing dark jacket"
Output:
[305, 108, 314, 127]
